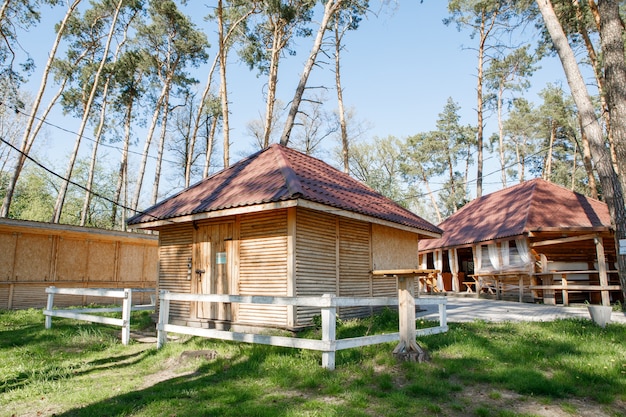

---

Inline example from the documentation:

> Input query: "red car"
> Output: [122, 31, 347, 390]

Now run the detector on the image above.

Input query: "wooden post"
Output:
[121, 288, 131, 345]
[393, 275, 429, 362]
[157, 290, 170, 349]
[594, 236, 610, 306]
[561, 274, 569, 306]
[45, 286, 55, 329]
[321, 293, 336, 370]
[540, 254, 556, 305]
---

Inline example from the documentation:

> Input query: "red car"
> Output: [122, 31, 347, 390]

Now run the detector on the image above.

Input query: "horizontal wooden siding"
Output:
[237, 210, 289, 326]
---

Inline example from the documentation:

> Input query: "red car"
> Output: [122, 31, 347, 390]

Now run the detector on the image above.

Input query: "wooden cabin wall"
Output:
[158, 223, 193, 321]
[237, 210, 289, 327]
[0, 220, 158, 309]
[337, 217, 371, 319]
[294, 208, 337, 326]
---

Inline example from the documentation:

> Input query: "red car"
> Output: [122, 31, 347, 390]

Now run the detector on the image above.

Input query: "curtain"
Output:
[448, 248, 459, 292]
[500, 240, 510, 268]
[434, 249, 444, 291]
[488, 243, 501, 270]
[516, 238, 531, 264]
[515, 237, 533, 272]
[420, 253, 428, 270]
[473, 245, 482, 272]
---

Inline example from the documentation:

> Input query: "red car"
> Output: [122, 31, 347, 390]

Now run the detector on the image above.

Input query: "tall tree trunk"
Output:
[203, 113, 218, 178]
[131, 78, 170, 212]
[80, 76, 111, 226]
[281, 0, 343, 146]
[597, 0, 626, 198]
[263, 25, 282, 148]
[573, 0, 617, 187]
[52, 0, 124, 223]
[476, 12, 486, 198]
[578, 114, 598, 198]
[1, 0, 81, 218]
[111, 98, 133, 229]
[151, 94, 171, 206]
[544, 119, 555, 180]
[597, 0, 626, 302]
[188, 6, 252, 183]
[497, 83, 506, 187]
[536, 0, 626, 302]
[334, 19, 349, 173]
[217, 0, 230, 168]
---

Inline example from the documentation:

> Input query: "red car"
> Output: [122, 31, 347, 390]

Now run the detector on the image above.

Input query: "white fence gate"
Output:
[43, 286, 156, 345]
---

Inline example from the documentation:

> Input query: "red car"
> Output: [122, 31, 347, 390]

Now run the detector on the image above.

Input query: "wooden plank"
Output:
[528, 285, 621, 290]
[530, 233, 598, 248]
[372, 269, 438, 276]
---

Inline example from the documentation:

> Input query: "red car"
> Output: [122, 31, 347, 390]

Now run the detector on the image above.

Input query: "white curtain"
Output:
[448, 248, 459, 292]
[516, 238, 531, 264]
[473, 245, 482, 272]
[500, 240, 510, 268]
[420, 253, 428, 270]
[488, 243, 501, 270]
[434, 250, 444, 291]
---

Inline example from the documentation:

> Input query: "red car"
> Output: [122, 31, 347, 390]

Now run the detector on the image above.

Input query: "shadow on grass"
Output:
[52, 345, 331, 417]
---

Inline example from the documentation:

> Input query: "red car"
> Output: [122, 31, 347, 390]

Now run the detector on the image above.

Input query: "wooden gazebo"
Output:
[419, 179, 622, 306]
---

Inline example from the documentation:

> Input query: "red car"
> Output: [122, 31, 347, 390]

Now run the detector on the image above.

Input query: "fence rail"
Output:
[157, 290, 448, 370]
[43, 286, 156, 345]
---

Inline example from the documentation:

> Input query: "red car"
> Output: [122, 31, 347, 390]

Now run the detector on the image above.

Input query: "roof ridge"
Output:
[519, 179, 540, 231]
[272, 145, 305, 197]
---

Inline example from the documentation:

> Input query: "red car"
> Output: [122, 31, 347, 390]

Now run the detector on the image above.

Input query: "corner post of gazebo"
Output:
[594, 235, 611, 306]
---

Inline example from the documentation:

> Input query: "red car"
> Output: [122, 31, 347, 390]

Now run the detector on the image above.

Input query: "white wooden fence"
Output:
[157, 291, 448, 370]
[43, 286, 156, 345]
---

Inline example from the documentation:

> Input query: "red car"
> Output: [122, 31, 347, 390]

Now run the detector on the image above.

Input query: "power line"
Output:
[0, 101, 180, 165]
[0, 135, 165, 224]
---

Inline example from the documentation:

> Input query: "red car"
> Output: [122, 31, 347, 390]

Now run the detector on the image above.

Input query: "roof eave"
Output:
[129, 198, 442, 238]
[127, 200, 299, 230]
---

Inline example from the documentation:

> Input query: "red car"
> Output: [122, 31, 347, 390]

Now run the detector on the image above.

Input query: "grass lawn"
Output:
[1, 307, 625, 417]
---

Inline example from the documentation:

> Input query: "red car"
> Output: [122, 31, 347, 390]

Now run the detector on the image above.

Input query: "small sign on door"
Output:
[216, 252, 227, 264]
[619, 239, 626, 255]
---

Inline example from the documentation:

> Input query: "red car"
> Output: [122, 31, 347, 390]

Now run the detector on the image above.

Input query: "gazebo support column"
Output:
[594, 235, 611, 306]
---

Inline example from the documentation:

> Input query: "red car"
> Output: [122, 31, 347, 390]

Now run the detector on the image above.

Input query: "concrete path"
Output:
[416, 295, 626, 325]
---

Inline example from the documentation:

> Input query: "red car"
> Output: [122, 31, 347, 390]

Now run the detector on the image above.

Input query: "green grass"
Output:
[1, 307, 625, 416]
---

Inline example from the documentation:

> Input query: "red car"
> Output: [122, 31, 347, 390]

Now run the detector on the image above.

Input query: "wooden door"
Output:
[194, 222, 233, 321]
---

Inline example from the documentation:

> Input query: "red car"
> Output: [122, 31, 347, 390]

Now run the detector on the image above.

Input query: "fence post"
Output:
[121, 288, 132, 345]
[157, 290, 170, 349]
[44, 286, 55, 329]
[438, 299, 447, 327]
[321, 293, 336, 370]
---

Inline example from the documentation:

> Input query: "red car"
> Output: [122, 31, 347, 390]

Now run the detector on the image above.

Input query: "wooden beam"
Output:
[530, 233, 599, 248]
[594, 236, 611, 306]
[528, 285, 621, 290]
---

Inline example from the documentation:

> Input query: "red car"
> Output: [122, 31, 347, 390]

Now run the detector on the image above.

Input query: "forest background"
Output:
[0, 0, 621, 230]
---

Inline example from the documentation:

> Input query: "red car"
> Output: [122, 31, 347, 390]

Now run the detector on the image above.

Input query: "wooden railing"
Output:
[156, 291, 448, 370]
[43, 287, 156, 345]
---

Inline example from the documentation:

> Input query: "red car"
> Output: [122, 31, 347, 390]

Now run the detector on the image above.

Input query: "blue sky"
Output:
[17, 0, 572, 206]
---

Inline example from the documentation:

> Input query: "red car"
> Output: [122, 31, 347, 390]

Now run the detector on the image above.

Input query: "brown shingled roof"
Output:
[419, 178, 612, 251]
[127, 144, 442, 235]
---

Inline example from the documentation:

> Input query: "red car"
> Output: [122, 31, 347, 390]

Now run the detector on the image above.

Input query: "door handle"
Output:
[195, 269, 205, 274]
